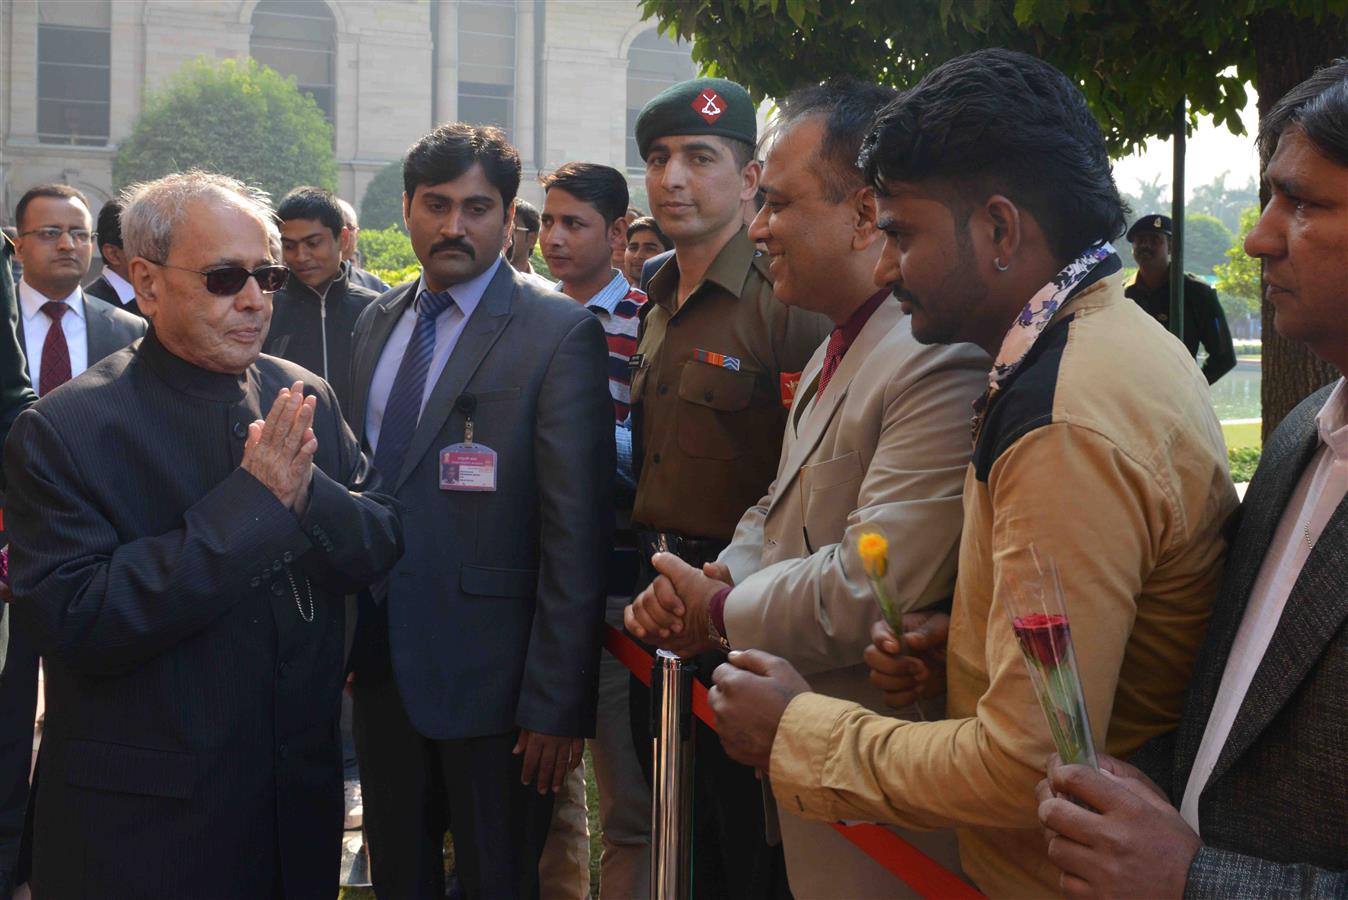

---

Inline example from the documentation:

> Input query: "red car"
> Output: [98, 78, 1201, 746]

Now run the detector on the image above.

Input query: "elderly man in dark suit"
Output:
[348, 123, 612, 900]
[1037, 59, 1348, 897]
[3, 170, 403, 899]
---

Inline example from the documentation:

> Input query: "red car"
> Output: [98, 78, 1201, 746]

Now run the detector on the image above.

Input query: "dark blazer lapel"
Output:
[394, 263, 515, 491]
[1172, 384, 1333, 784]
[349, 282, 417, 441]
[1206, 492, 1348, 788]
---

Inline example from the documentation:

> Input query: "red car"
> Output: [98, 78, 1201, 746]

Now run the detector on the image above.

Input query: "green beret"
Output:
[635, 77, 756, 161]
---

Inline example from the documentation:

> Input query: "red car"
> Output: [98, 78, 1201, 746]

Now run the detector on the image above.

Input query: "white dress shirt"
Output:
[363, 257, 501, 454]
[18, 279, 88, 395]
[100, 267, 137, 304]
[1181, 376, 1348, 833]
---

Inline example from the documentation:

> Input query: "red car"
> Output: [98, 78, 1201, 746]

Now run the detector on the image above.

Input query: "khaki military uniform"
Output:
[631, 228, 830, 540]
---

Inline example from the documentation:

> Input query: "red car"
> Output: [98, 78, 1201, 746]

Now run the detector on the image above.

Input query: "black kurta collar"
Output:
[140, 326, 249, 403]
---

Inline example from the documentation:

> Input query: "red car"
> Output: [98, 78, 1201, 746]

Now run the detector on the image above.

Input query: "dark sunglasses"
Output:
[145, 260, 290, 295]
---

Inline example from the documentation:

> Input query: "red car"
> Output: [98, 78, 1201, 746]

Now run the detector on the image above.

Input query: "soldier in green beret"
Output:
[625, 76, 830, 898]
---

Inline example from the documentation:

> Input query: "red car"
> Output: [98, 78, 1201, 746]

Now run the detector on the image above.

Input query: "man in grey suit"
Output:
[348, 123, 613, 899]
[10, 185, 145, 395]
[1037, 60, 1348, 897]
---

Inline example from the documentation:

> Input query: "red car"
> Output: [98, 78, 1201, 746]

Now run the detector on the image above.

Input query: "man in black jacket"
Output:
[266, 187, 378, 421]
[5, 170, 402, 899]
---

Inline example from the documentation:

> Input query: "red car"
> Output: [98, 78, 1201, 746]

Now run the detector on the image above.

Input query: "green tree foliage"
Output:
[1189, 172, 1260, 232]
[1183, 212, 1234, 276]
[359, 160, 407, 233]
[357, 225, 419, 286]
[641, 0, 1346, 154]
[113, 57, 335, 202]
[1215, 205, 1263, 320]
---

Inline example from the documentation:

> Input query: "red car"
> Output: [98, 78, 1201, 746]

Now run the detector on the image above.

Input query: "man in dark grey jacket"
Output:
[265, 187, 378, 422]
[1037, 59, 1348, 898]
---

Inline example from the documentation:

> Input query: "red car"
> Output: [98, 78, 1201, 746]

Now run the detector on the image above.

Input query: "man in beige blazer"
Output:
[625, 79, 987, 897]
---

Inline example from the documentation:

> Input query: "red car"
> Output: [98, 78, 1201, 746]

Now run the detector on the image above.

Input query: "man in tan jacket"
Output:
[703, 49, 1237, 897]
[624, 79, 987, 897]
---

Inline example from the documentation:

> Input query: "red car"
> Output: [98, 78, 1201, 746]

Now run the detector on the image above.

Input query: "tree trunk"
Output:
[1250, 11, 1346, 441]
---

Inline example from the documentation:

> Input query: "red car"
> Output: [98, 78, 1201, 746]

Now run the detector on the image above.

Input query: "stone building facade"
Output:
[0, 0, 696, 222]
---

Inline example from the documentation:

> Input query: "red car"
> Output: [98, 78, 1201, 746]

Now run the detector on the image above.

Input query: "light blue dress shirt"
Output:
[364, 257, 502, 454]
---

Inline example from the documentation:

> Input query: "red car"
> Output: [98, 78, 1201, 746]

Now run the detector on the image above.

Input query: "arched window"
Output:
[37, 0, 112, 145]
[250, 0, 336, 121]
[457, 0, 516, 139]
[626, 29, 695, 172]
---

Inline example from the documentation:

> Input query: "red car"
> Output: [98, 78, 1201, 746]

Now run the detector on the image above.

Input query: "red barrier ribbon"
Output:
[603, 625, 984, 899]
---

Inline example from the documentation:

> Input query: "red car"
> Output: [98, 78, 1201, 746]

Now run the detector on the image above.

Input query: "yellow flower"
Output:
[858, 532, 888, 579]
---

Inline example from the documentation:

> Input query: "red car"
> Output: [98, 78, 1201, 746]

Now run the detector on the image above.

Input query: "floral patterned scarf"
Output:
[971, 242, 1116, 441]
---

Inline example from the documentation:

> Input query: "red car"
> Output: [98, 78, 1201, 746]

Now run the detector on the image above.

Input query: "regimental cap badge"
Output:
[1153, 216, 1164, 229]
[692, 89, 724, 124]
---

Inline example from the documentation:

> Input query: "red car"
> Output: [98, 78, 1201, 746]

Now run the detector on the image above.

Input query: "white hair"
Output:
[335, 196, 359, 229]
[119, 169, 279, 262]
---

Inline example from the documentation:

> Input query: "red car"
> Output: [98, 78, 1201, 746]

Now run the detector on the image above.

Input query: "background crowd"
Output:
[0, 41, 1343, 900]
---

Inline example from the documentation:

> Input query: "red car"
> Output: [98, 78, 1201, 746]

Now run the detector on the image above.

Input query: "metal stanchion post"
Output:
[650, 649, 695, 900]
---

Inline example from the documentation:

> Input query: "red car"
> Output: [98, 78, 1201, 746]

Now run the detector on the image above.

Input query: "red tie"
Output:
[38, 301, 72, 396]
[817, 327, 846, 396]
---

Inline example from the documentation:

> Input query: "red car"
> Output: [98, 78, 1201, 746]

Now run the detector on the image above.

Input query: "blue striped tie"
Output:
[373, 288, 455, 483]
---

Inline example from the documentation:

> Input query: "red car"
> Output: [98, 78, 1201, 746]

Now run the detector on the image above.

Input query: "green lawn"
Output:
[1222, 420, 1262, 450]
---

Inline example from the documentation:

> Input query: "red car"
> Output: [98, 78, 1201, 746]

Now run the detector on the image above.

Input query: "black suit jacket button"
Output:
[249, 577, 261, 589]
[270, 581, 286, 597]
[233, 422, 247, 440]
[272, 560, 282, 571]
[282, 551, 294, 563]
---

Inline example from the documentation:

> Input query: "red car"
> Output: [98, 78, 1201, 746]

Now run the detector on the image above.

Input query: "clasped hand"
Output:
[864, 611, 950, 709]
[241, 381, 318, 516]
[623, 552, 731, 657]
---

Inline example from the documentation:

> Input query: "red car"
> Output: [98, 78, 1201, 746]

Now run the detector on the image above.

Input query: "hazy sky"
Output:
[1111, 89, 1262, 199]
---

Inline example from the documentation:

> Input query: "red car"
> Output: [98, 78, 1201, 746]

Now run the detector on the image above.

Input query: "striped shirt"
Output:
[557, 269, 646, 422]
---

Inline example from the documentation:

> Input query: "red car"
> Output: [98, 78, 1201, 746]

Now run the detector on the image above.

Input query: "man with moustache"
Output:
[3, 170, 403, 898]
[347, 124, 612, 899]
[1037, 59, 1348, 900]
[627, 76, 830, 897]
[1124, 214, 1235, 384]
[704, 50, 1236, 896]
[624, 78, 987, 898]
